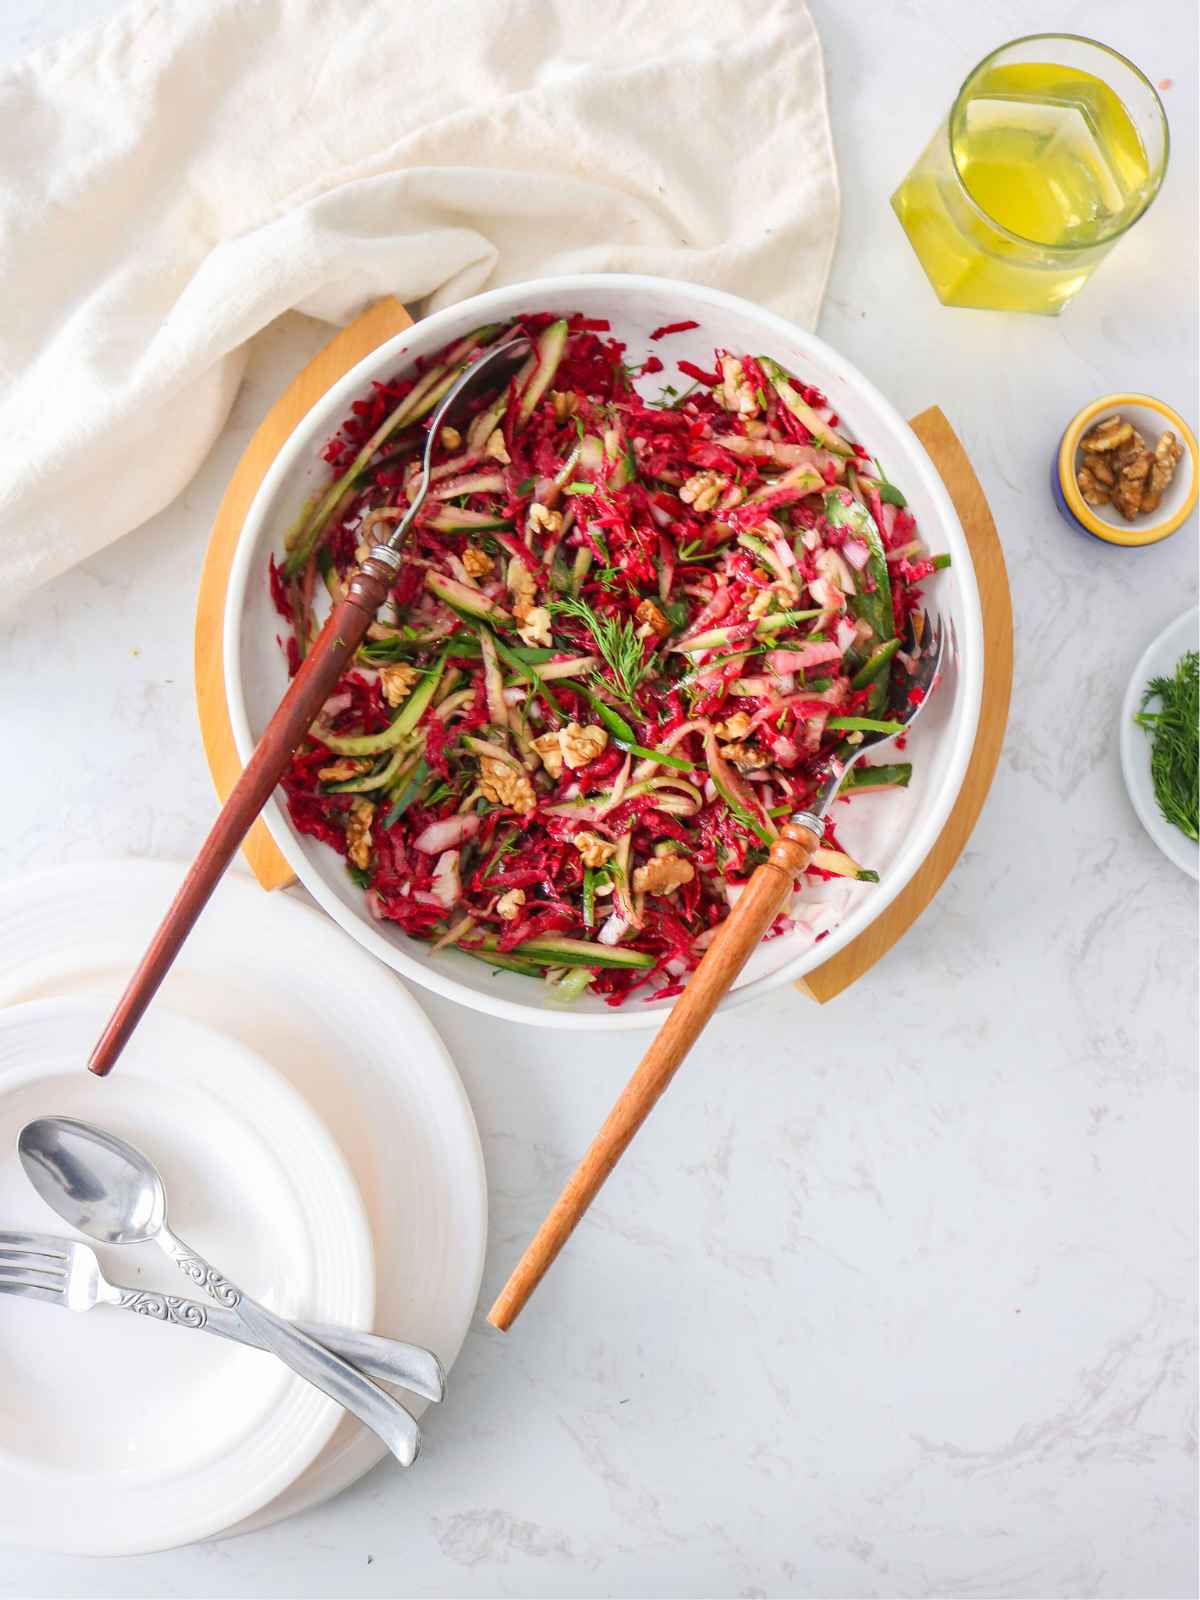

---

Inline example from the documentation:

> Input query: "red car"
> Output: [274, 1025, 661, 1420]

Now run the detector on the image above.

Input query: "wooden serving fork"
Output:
[89, 337, 530, 1077]
[487, 611, 947, 1331]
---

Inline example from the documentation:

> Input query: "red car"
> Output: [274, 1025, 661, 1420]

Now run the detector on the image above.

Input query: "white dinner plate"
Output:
[1119, 607, 1199, 879]
[0, 997, 373, 1556]
[0, 859, 487, 1540]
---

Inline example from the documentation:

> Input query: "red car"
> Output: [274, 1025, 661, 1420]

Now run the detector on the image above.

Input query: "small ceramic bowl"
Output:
[1054, 393, 1197, 548]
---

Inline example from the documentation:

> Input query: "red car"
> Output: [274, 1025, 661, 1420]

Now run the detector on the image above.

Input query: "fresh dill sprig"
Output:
[1134, 649, 1199, 842]
[550, 594, 654, 712]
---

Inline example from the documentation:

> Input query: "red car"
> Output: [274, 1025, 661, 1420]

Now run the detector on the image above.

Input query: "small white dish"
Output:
[0, 860, 487, 1539]
[0, 996, 373, 1557]
[1119, 607, 1199, 878]
[225, 272, 984, 1029]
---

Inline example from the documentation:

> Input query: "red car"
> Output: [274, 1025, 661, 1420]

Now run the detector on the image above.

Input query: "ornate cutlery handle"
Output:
[159, 1229, 422, 1464]
[113, 1286, 444, 1402]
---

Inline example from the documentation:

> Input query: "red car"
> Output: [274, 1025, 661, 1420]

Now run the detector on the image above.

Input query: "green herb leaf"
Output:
[550, 595, 656, 714]
[382, 759, 430, 827]
[1134, 650, 1199, 841]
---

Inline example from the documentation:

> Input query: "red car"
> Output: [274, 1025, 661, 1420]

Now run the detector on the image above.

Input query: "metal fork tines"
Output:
[0, 1230, 445, 1402]
[0, 1234, 70, 1302]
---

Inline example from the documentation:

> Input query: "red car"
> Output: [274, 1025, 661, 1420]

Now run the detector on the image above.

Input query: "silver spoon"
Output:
[18, 1116, 421, 1465]
[88, 332, 532, 1078]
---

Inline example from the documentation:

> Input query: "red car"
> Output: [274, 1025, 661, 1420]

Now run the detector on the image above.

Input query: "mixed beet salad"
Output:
[269, 312, 949, 1005]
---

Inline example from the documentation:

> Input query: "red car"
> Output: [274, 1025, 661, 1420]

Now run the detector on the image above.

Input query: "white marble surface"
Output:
[1, 1, 1196, 1596]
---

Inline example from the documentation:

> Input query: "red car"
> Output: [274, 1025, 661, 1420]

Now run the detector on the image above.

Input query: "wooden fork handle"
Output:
[88, 559, 394, 1077]
[487, 819, 821, 1332]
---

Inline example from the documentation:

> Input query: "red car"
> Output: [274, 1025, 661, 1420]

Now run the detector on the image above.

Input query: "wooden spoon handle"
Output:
[487, 820, 820, 1331]
[88, 559, 393, 1077]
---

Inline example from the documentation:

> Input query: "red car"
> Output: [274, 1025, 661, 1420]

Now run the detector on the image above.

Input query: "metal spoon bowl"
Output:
[18, 1115, 422, 1464]
[19, 1117, 166, 1245]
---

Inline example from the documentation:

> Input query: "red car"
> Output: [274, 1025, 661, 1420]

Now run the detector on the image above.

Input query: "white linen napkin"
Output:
[0, 0, 838, 605]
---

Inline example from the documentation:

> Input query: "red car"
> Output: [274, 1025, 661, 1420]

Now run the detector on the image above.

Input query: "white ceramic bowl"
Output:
[227, 274, 984, 1028]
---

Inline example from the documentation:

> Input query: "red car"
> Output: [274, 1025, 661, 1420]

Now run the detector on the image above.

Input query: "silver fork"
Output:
[0, 1229, 444, 1403]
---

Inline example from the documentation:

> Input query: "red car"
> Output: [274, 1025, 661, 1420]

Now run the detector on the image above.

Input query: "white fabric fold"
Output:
[0, 0, 838, 603]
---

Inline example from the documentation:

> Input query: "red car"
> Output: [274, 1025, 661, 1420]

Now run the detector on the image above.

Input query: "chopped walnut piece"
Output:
[574, 830, 616, 867]
[528, 503, 564, 537]
[531, 729, 565, 779]
[1143, 431, 1184, 512]
[1114, 464, 1149, 519]
[633, 855, 695, 895]
[1081, 414, 1135, 453]
[560, 722, 608, 769]
[716, 355, 758, 416]
[747, 588, 775, 621]
[679, 469, 726, 513]
[635, 598, 669, 637]
[345, 798, 375, 869]
[496, 888, 526, 922]
[462, 546, 493, 579]
[1076, 465, 1111, 507]
[484, 428, 511, 465]
[714, 711, 754, 741]
[516, 604, 552, 647]
[440, 425, 462, 451]
[318, 758, 370, 783]
[478, 756, 536, 814]
[721, 740, 769, 770]
[1083, 452, 1116, 488]
[507, 555, 537, 609]
[551, 390, 578, 423]
[379, 662, 419, 706]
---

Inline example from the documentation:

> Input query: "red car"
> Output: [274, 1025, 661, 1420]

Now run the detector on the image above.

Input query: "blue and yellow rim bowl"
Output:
[1055, 393, 1197, 548]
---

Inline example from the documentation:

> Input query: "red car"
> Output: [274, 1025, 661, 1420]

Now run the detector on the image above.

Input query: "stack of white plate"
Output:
[0, 861, 487, 1557]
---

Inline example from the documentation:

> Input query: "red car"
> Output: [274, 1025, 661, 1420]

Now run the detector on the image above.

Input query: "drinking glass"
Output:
[891, 35, 1168, 315]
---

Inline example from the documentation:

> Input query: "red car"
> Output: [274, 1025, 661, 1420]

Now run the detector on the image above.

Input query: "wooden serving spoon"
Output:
[88, 337, 530, 1077]
[487, 611, 947, 1331]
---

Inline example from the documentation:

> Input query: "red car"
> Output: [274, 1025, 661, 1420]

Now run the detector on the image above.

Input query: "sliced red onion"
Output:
[769, 640, 841, 673]
[843, 538, 870, 571]
[321, 691, 353, 718]
[430, 849, 462, 908]
[414, 813, 481, 854]
[835, 616, 858, 654]
[597, 913, 629, 947]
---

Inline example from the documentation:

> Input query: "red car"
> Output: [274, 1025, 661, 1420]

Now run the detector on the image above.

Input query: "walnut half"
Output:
[574, 830, 616, 867]
[478, 756, 536, 815]
[345, 798, 375, 869]
[633, 855, 695, 896]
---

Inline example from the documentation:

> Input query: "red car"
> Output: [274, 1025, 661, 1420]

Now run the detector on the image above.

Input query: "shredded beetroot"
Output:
[677, 359, 721, 387]
[267, 314, 946, 1003]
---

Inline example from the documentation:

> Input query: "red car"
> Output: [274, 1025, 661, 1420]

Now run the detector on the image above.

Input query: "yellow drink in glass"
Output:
[892, 35, 1168, 314]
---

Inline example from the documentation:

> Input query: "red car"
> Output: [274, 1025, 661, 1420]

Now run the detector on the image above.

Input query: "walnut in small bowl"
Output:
[1076, 413, 1184, 521]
